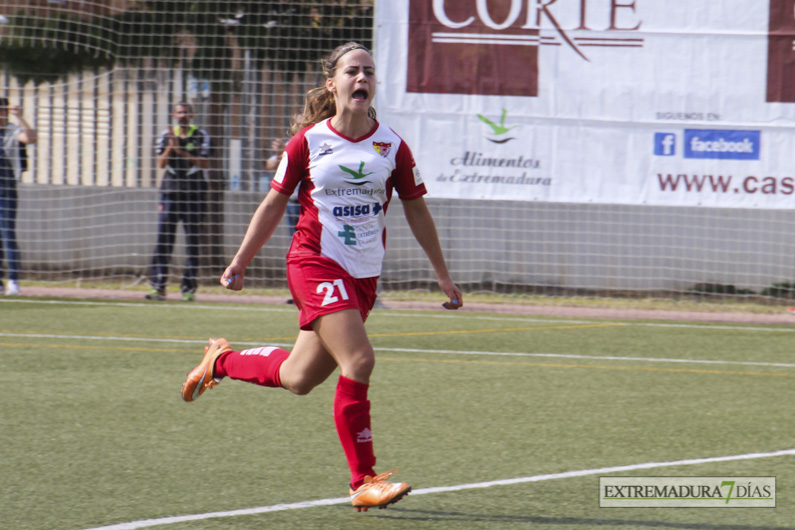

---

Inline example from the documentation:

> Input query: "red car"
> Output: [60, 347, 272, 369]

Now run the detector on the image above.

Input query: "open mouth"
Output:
[352, 89, 368, 102]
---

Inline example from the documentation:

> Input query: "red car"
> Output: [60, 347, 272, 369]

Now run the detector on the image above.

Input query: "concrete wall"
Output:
[13, 185, 795, 294]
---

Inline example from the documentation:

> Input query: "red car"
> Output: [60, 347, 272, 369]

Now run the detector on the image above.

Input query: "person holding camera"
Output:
[147, 101, 210, 301]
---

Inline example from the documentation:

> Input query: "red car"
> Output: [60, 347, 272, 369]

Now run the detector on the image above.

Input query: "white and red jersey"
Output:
[271, 118, 426, 278]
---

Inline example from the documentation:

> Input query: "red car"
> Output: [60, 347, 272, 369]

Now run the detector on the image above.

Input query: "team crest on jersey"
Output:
[372, 142, 392, 157]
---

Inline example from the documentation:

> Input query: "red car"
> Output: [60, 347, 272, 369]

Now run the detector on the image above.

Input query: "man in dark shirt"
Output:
[147, 102, 210, 301]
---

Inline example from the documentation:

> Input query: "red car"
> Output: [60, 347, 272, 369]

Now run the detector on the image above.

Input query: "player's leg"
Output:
[279, 255, 398, 496]
[180, 311, 369, 401]
[310, 309, 410, 511]
[181, 336, 292, 402]
[182, 254, 343, 399]
[179, 264, 410, 509]
[211, 329, 338, 394]
[181, 328, 340, 402]
[312, 308, 376, 483]
[311, 308, 374, 383]
[277, 329, 339, 395]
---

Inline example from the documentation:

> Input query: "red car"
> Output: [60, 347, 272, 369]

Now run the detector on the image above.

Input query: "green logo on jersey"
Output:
[339, 161, 373, 185]
[338, 224, 357, 245]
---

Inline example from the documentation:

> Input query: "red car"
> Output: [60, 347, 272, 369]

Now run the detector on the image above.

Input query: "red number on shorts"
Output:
[317, 279, 350, 306]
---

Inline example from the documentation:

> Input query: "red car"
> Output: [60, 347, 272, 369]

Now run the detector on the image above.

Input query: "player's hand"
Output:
[220, 265, 245, 291]
[7, 104, 21, 118]
[439, 278, 463, 310]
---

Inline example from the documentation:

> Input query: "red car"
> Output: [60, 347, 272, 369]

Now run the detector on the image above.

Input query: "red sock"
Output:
[334, 376, 376, 489]
[214, 347, 289, 388]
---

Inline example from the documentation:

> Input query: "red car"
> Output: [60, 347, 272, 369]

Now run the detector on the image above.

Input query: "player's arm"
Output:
[222, 188, 290, 290]
[223, 132, 305, 290]
[401, 196, 463, 309]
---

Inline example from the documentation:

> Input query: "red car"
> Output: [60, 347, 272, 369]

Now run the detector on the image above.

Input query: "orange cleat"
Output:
[181, 337, 232, 402]
[349, 469, 411, 512]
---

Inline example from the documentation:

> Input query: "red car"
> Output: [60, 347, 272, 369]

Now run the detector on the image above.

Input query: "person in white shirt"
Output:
[180, 42, 462, 512]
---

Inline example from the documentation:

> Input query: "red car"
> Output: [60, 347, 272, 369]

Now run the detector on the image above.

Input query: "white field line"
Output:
[3, 297, 795, 333]
[376, 347, 795, 369]
[0, 332, 294, 349]
[0, 298, 294, 313]
[0, 332, 214, 345]
[83, 449, 795, 530]
[383, 314, 795, 334]
[1, 331, 793, 369]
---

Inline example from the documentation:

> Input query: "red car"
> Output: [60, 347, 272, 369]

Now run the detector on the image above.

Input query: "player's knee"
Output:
[285, 381, 315, 396]
[344, 348, 375, 381]
[281, 374, 321, 396]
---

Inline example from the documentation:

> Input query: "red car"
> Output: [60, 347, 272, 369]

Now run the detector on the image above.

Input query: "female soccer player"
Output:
[181, 42, 463, 512]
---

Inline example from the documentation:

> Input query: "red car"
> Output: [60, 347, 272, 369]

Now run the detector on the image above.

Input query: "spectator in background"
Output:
[264, 137, 286, 172]
[147, 102, 210, 302]
[0, 97, 36, 296]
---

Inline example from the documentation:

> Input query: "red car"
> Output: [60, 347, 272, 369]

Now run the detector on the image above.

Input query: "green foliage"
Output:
[687, 282, 756, 296]
[0, 10, 115, 85]
[760, 281, 795, 299]
[109, 8, 179, 64]
[688, 280, 795, 300]
[0, 1, 374, 86]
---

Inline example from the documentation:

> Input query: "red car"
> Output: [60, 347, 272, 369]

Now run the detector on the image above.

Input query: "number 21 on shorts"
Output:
[317, 279, 350, 306]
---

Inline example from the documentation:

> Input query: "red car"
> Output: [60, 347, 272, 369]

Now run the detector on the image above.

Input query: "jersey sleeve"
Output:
[392, 140, 427, 200]
[271, 129, 310, 196]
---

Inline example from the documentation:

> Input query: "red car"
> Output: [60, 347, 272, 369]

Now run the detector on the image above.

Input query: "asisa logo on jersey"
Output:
[339, 161, 373, 185]
[333, 202, 383, 219]
[373, 142, 392, 157]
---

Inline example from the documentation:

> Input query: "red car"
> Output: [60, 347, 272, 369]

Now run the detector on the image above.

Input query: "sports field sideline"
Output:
[15, 285, 795, 324]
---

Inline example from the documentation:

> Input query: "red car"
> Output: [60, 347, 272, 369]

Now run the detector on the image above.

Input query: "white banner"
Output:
[374, 0, 795, 208]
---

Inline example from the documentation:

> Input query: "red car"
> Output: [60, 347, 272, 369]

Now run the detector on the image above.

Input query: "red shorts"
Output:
[286, 255, 378, 330]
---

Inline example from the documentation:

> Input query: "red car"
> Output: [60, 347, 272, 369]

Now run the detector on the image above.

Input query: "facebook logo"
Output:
[654, 133, 676, 156]
[684, 129, 760, 160]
